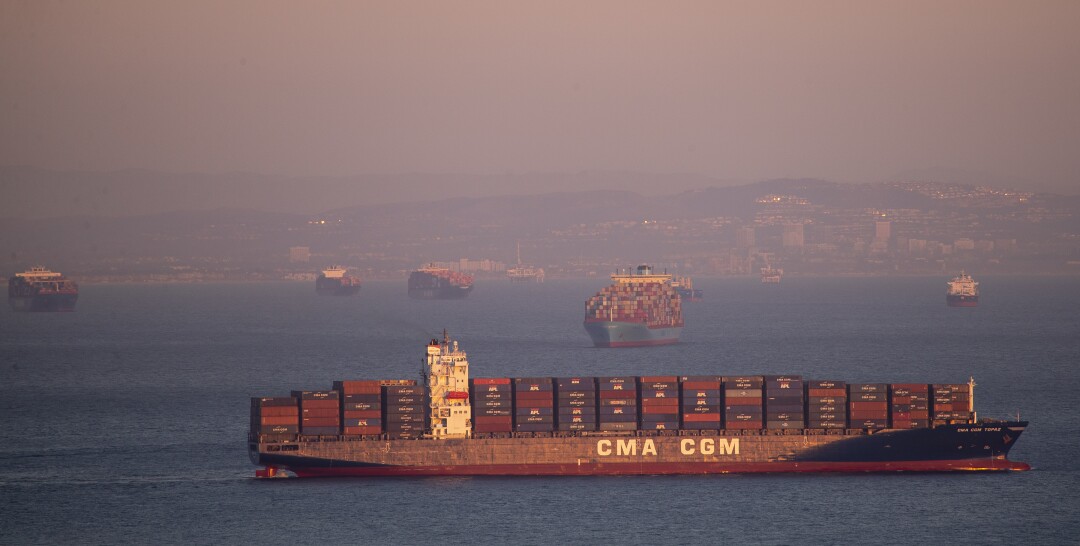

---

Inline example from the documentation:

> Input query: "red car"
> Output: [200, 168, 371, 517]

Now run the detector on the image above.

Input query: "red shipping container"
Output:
[301, 417, 340, 426]
[472, 378, 511, 385]
[474, 416, 513, 425]
[808, 388, 846, 397]
[256, 406, 299, 417]
[300, 400, 340, 409]
[301, 408, 339, 418]
[726, 421, 763, 430]
[640, 376, 678, 383]
[641, 406, 678, 415]
[682, 381, 721, 390]
[641, 398, 679, 407]
[681, 413, 721, 422]
[515, 399, 554, 409]
[849, 410, 889, 420]
[599, 390, 637, 399]
[515, 391, 554, 400]
[849, 401, 888, 411]
[725, 398, 763, 406]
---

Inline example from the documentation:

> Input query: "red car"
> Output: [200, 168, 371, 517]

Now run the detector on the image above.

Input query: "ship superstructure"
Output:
[671, 275, 702, 301]
[408, 264, 474, 299]
[248, 334, 1030, 477]
[315, 266, 361, 296]
[584, 265, 683, 347]
[506, 243, 544, 282]
[7, 266, 79, 312]
[947, 271, 979, 307]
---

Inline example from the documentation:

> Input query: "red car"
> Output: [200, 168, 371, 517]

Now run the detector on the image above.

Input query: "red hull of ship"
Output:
[288, 458, 1029, 477]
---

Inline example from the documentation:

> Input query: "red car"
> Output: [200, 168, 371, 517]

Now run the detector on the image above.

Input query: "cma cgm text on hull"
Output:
[249, 333, 1029, 477]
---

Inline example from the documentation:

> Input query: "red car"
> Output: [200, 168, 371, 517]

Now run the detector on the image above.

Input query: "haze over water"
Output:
[1, 277, 1077, 544]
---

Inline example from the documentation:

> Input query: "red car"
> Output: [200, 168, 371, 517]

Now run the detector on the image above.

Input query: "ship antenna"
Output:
[969, 376, 977, 423]
[443, 328, 449, 346]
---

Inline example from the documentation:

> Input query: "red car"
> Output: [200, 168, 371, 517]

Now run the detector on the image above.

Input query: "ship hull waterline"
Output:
[252, 422, 1029, 477]
[947, 295, 978, 307]
[584, 320, 682, 348]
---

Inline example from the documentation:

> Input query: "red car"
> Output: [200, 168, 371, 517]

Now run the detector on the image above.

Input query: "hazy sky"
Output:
[2, 1, 1079, 194]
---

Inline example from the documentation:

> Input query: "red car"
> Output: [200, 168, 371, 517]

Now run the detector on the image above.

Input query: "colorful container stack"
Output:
[383, 385, 426, 438]
[764, 375, 804, 430]
[724, 376, 764, 430]
[598, 376, 638, 431]
[679, 376, 723, 430]
[932, 383, 972, 425]
[250, 397, 299, 438]
[806, 380, 847, 429]
[514, 377, 555, 432]
[639, 376, 680, 431]
[470, 378, 513, 434]
[848, 383, 889, 429]
[890, 384, 931, 429]
[334, 380, 382, 436]
[292, 390, 340, 435]
[585, 282, 684, 328]
[556, 377, 598, 432]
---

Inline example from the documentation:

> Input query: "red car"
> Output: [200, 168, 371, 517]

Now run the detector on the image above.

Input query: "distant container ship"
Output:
[761, 267, 783, 284]
[408, 265, 474, 299]
[248, 333, 1030, 477]
[7, 266, 79, 312]
[584, 265, 683, 347]
[947, 271, 979, 307]
[315, 266, 361, 296]
[671, 275, 702, 301]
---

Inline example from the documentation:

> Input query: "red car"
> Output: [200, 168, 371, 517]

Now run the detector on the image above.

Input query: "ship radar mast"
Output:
[424, 330, 472, 439]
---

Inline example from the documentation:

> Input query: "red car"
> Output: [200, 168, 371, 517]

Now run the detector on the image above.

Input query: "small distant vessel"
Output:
[670, 275, 702, 301]
[7, 266, 79, 312]
[506, 243, 544, 283]
[409, 264, 474, 299]
[946, 271, 979, 307]
[760, 267, 783, 284]
[584, 265, 683, 347]
[315, 267, 361, 296]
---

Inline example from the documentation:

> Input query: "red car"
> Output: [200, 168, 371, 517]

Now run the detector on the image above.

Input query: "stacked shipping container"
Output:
[292, 390, 340, 435]
[585, 281, 684, 328]
[598, 376, 638, 431]
[639, 376, 680, 431]
[470, 378, 513, 433]
[680, 376, 722, 430]
[724, 376, 764, 430]
[556, 377, 598, 432]
[765, 375, 804, 430]
[514, 377, 555, 432]
[250, 397, 299, 438]
[848, 383, 889, 429]
[932, 383, 972, 425]
[383, 385, 426, 438]
[807, 380, 847, 429]
[891, 384, 930, 429]
[334, 380, 382, 435]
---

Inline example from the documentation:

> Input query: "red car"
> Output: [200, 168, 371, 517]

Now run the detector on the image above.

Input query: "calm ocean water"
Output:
[2, 276, 1078, 544]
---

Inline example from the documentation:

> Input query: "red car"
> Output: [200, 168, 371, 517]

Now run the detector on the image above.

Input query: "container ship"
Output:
[760, 267, 783, 284]
[7, 266, 79, 312]
[248, 333, 1030, 477]
[507, 242, 544, 282]
[315, 266, 361, 296]
[584, 265, 683, 347]
[408, 265, 474, 299]
[947, 271, 979, 307]
[671, 275, 702, 301]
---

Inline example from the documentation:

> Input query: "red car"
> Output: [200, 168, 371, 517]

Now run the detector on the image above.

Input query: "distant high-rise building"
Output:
[875, 221, 891, 244]
[289, 246, 310, 263]
[782, 224, 804, 248]
[737, 226, 755, 250]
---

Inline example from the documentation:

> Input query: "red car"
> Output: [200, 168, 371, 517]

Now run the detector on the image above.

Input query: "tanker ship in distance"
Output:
[315, 266, 361, 296]
[408, 264, 474, 299]
[248, 332, 1030, 477]
[584, 265, 683, 347]
[8, 266, 79, 312]
[947, 271, 979, 307]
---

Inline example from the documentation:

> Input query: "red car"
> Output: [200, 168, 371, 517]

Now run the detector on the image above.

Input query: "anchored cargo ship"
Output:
[249, 333, 1030, 477]
[7, 266, 79, 312]
[408, 265, 474, 299]
[584, 265, 683, 347]
[315, 266, 361, 296]
[947, 271, 979, 307]
[761, 267, 783, 284]
[507, 242, 544, 282]
[671, 276, 702, 301]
